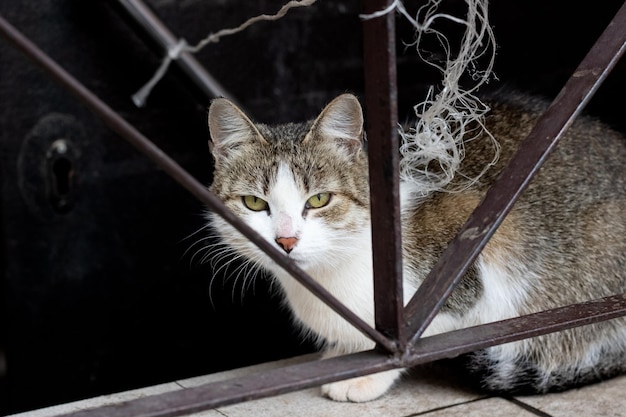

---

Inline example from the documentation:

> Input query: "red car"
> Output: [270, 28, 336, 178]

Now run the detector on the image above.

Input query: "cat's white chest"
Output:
[270, 238, 376, 349]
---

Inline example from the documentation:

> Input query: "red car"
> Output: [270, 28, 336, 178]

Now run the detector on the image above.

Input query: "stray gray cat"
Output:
[205, 93, 626, 402]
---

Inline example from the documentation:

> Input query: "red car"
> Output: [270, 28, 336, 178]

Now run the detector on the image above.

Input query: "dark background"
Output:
[0, 0, 624, 414]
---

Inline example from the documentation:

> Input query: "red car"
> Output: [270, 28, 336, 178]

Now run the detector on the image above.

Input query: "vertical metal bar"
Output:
[361, 0, 404, 348]
[51, 293, 626, 417]
[117, 0, 237, 104]
[1, 5, 625, 416]
[404, 0, 626, 346]
[0, 13, 396, 353]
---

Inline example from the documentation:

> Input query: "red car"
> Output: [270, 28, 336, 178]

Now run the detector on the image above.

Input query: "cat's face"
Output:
[207, 94, 371, 273]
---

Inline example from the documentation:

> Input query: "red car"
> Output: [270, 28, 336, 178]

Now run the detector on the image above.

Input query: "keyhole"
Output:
[53, 157, 72, 196]
[47, 139, 75, 213]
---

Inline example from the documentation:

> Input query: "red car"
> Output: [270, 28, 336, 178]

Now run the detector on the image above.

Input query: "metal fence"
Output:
[1, 0, 626, 416]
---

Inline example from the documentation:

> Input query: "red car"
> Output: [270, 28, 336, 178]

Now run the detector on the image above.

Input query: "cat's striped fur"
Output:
[206, 93, 626, 402]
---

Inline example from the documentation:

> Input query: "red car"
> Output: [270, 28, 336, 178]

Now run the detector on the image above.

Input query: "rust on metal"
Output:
[52, 293, 626, 417]
[404, 0, 626, 346]
[56, 352, 399, 417]
[1, 0, 626, 415]
[408, 293, 626, 364]
[0, 13, 395, 352]
[362, 0, 405, 348]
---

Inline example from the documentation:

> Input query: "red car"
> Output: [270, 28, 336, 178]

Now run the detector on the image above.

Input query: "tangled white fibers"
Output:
[364, 0, 500, 196]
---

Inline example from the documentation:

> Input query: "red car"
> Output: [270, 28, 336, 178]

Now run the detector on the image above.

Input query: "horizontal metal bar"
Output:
[0, 13, 395, 353]
[54, 293, 626, 417]
[59, 352, 399, 417]
[5, 4, 626, 417]
[116, 0, 237, 104]
[408, 293, 626, 364]
[404, 0, 626, 346]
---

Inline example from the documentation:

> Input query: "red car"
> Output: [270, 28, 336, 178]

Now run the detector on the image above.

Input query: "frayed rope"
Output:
[133, 0, 317, 107]
[362, 0, 500, 197]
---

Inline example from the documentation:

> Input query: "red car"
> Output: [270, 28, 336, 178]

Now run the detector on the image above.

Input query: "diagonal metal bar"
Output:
[404, 1, 626, 346]
[5, 5, 626, 417]
[53, 293, 626, 417]
[362, 0, 405, 348]
[115, 0, 239, 105]
[0, 13, 395, 353]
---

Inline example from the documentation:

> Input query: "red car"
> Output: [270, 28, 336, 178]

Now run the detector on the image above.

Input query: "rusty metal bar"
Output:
[405, 0, 626, 346]
[3, 2, 626, 416]
[61, 352, 398, 417]
[54, 293, 626, 417]
[116, 0, 237, 104]
[361, 0, 405, 348]
[0, 13, 395, 353]
[407, 293, 626, 364]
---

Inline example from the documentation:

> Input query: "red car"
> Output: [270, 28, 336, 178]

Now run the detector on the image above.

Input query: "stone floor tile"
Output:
[7, 382, 188, 417]
[13, 354, 626, 417]
[194, 360, 483, 417]
[423, 397, 539, 417]
[209, 381, 480, 417]
[518, 374, 626, 417]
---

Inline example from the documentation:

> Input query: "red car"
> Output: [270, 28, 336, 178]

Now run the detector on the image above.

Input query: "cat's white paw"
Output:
[321, 370, 400, 402]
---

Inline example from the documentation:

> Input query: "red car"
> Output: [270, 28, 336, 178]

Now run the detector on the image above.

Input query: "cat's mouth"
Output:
[271, 251, 309, 269]
[281, 252, 303, 264]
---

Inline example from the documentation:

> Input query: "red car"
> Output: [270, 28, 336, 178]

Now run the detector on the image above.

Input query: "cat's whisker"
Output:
[239, 260, 261, 303]
[188, 243, 214, 267]
[213, 253, 244, 278]
[203, 92, 626, 401]
[179, 222, 212, 243]
[207, 249, 254, 309]
[203, 245, 234, 268]
[229, 259, 251, 303]
[217, 252, 264, 304]
[182, 226, 225, 267]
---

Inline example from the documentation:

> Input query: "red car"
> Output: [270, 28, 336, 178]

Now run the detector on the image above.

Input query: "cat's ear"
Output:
[306, 94, 364, 157]
[208, 98, 266, 159]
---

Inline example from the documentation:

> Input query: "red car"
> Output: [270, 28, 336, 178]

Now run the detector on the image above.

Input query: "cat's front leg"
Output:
[319, 346, 403, 402]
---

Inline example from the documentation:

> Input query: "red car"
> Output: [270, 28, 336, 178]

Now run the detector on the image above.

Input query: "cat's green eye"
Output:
[242, 195, 268, 211]
[306, 192, 331, 209]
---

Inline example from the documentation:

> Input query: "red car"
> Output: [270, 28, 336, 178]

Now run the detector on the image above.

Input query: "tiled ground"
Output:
[9, 354, 626, 417]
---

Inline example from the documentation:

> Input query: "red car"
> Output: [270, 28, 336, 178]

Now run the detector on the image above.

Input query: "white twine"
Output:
[362, 0, 500, 197]
[133, 0, 318, 107]
[359, 0, 401, 20]
[132, 39, 188, 107]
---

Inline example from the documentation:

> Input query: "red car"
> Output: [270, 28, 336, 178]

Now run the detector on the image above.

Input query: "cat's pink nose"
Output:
[275, 237, 298, 254]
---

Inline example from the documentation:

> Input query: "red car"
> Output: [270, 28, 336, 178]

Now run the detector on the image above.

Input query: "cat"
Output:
[205, 92, 626, 402]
